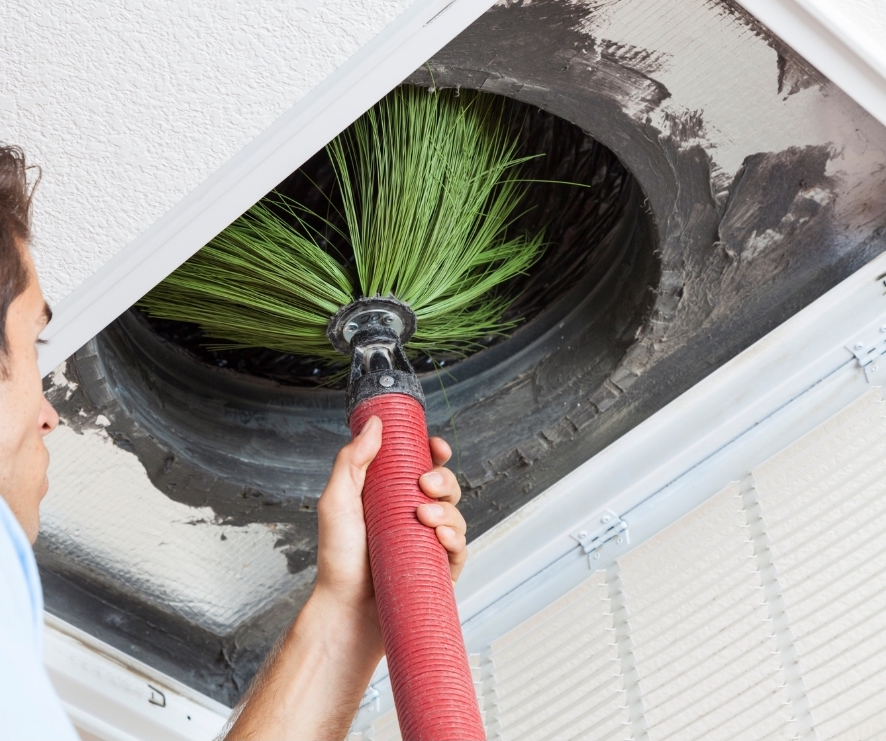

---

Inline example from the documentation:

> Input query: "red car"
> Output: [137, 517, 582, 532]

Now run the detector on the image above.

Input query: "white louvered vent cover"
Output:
[358, 388, 886, 740]
[486, 571, 628, 740]
[617, 484, 797, 741]
[754, 388, 886, 740]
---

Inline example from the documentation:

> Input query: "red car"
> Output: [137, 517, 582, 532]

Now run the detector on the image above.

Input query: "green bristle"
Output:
[139, 86, 545, 366]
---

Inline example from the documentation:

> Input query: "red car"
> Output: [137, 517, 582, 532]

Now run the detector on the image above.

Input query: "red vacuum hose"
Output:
[350, 393, 485, 741]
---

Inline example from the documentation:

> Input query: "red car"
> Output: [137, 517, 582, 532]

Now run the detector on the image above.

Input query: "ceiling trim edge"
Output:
[38, 0, 497, 377]
[44, 614, 229, 740]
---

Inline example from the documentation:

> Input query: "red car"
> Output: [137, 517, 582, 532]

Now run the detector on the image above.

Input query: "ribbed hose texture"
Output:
[350, 394, 485, 741]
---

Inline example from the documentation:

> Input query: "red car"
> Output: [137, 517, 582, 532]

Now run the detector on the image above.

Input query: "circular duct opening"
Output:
[139, 97, 638, 386]
[64, 92, 659, 520]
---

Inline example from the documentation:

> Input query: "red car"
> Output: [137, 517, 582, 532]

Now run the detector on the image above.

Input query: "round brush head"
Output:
[139, 86, 544, 367]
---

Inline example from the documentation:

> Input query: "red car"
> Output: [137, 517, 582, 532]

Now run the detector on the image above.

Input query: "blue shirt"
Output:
[0, 496, 77, 739]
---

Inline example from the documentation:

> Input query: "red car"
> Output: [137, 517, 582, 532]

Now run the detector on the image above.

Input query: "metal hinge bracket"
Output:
[571, 510, 629, 568]
[846, 322, 886, 383]
[359, 685, 380, 711]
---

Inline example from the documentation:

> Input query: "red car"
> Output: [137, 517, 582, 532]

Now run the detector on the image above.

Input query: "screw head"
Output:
[379, 375, 395, 388]
[601, 515, 611, 524]
[593, 552, 600, 559]
[880, 325, 886, 333]
[382, 315, 394, 325]
[855, 342, 866, 351]
[347, 322, 359, 332]
[577, 530, 588, 540]
[873, 365, 880, 373]
[616, 537, 623, 545]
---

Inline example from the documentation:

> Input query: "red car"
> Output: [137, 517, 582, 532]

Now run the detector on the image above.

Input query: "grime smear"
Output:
[718, 145, 835, 261]
[565, 0, 882, 181]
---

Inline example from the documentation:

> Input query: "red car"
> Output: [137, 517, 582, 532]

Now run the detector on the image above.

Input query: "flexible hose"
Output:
[350, 394, 485, 741]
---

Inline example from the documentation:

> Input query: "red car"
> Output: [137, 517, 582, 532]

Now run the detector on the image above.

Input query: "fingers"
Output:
[428, 437, 452, 467]
[419, 465, 461, 506]
[419, 439, 465, 582]
[416, 501, 466, 535]
[416, 500, 469, 583]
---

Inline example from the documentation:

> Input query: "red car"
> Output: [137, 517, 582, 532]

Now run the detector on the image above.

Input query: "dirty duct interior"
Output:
[38, 0, 886, 706]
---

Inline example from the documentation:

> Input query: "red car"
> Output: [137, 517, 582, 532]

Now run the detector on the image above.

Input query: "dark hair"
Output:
[0, 145, 37, 375]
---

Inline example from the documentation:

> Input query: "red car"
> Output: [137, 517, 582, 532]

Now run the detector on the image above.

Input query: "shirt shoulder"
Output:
[0, 499, 79, 739]
[0, 497, 41, 648]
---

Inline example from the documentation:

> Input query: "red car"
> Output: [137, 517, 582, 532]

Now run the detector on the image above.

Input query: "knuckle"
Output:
[440, 472, 461, 497]
[447, 506, 467, 530]
[443, 527, 466, 549]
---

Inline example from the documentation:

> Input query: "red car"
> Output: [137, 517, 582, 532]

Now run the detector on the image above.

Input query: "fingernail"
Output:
[422, 503, 444, 518]
[421, 472, 444, 488]
[357, 416, 376, 436]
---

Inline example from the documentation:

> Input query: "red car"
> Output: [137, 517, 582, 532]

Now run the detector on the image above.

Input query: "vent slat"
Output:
[626, 541, 755, 622]
[764, 452, 886, 551]
[509, 695, 628, 741]
[492, 610, 614, 682]
[618, 485, 795, 741]
[630, 570, 763, 657]
[779, 495, 886, 592]
[753, 395, 885, 495]
[495, 645, 618, 713]
[619, 504, 747, 594]
[752, 390, 881, 484]
[504, 676, 624, 741]
[491, 577, 608, 653]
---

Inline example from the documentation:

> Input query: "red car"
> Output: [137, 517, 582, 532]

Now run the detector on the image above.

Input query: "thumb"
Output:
[327, 416, 383, 495]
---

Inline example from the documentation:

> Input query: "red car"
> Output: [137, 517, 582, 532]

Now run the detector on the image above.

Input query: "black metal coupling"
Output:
[326, 297, 424, 420]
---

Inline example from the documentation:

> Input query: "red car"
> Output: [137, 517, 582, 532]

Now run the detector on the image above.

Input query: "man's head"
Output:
[0, 145, 58, 543]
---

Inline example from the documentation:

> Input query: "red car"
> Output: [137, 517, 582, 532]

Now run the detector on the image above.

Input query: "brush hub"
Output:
[343, 310, 404, 346]
[327, 297, 417, 356]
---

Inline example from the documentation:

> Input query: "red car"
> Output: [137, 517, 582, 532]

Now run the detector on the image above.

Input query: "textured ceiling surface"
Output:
[0, 0, 412, 305]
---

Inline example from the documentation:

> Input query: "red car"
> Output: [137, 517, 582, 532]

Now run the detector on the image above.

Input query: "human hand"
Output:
[225, 417, 468, 740]
[312, 416, 468, 650]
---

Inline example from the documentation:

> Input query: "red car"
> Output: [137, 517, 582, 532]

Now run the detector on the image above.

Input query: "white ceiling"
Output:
[0, 0, 413, 306]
